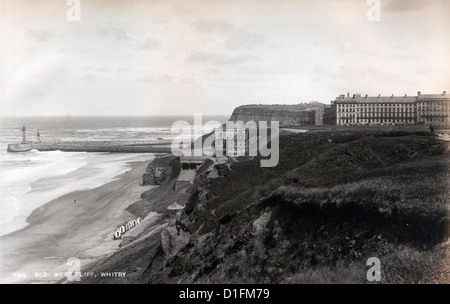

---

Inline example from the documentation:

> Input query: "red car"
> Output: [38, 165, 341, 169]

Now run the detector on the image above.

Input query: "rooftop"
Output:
[418, 93, 449, 99]
[336, 96, 417, 103]
[335, 91, 449, 103]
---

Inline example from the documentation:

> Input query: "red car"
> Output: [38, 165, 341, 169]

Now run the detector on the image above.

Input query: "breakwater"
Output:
[7, 140, 173, 153]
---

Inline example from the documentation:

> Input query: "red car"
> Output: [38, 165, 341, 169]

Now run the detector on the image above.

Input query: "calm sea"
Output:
[0, 115, 227, 236]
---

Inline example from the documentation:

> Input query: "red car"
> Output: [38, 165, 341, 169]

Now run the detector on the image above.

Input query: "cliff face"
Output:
[81, 130, 449, 284]
[142, 155, 177, 185]
[139, 131, 449, 284]
[127, 155, 191, 219]
[229, 104, 318, 127]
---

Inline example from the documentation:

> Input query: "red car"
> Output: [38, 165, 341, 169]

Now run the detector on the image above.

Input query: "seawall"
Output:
[7, 141, 173, 153]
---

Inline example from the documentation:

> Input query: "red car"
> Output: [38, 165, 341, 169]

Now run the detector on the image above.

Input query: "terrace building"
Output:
[334, 91, 449, 126]
[417, 91, 450, 125]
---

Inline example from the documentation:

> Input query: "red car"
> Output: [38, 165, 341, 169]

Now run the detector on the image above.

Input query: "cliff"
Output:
[126, 155, 191, 219]
[229, 104, 320, 127]
[140, 131, 448, 283]
[142, 155, 177, 185]
[79, 130, 449, 284]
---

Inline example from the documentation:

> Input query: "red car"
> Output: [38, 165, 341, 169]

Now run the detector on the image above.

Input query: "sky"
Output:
[0, 0, 449, 116]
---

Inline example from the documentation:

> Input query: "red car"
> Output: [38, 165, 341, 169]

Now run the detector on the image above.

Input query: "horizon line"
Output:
[0, 114, 231, 118]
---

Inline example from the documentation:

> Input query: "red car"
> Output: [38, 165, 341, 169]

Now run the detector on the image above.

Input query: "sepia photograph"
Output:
[0, 0, 449, 290]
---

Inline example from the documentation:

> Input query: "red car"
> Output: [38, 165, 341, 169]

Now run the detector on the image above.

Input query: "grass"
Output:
[161, 131, 449, 283]
[89, 130, 449, 284]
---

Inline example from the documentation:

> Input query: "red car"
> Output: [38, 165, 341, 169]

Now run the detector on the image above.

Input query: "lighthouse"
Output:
[21, 126, 27, 144]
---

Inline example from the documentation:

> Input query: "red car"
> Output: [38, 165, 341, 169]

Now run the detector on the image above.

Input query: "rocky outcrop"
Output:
[142, 155, 177, 185]
[160, 226, 191, 259]
[127, 156, 187, 218]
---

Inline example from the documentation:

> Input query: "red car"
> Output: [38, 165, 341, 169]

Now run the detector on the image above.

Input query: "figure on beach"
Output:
[36, 130, 41, 143]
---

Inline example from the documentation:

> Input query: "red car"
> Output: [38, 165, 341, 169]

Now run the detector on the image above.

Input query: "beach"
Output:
[0, 160, 154, 284]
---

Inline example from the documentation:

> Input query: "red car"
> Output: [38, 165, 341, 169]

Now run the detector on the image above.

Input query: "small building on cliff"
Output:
[167, 202, 184, 218]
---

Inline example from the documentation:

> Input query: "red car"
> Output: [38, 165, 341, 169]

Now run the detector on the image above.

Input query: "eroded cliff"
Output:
[79, 130, 450, 284]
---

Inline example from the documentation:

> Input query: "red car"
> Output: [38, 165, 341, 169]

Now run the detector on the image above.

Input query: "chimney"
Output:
[365, 94, 368, 98]
[418, 91, 421, 96]
[378, 94, 380, 98]
[404, 94, 407, 97]
[443, 91, 447, 95]
[347, 92, 350, 98]
[391, 94, 394, 98]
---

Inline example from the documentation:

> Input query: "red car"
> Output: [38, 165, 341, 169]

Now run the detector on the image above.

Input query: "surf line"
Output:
[113, 218, 142, 239]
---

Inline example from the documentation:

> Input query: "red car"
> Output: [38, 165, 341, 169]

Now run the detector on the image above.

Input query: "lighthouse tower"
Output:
[21, 126, 27, 144]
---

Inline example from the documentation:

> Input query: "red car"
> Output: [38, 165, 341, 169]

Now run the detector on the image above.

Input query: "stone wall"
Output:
[30, 142, 172, 153]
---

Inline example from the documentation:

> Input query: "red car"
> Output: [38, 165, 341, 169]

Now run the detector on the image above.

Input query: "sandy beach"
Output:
[0, 160, 154, 283]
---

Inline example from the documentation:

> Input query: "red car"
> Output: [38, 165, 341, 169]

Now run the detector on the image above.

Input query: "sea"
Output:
[0, 115, 226, 237]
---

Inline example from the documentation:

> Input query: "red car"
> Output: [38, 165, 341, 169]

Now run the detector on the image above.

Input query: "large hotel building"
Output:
[334, 91, 449, 126]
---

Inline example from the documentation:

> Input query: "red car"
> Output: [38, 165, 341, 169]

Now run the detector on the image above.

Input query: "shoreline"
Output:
[0, 160, 155, 284]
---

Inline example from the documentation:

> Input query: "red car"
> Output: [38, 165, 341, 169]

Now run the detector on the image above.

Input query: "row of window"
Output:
[418, 112, 450, 115]
[418, 108, 450, 111]
[419, 117, 449, 122]
[337, 103, 449, 110]
[337, 108, 414, 113]
[417, 102, 449, 106]
[337, 118, 415, 125]
[337, 104, 415, 107]
[338, 113, 414, 118]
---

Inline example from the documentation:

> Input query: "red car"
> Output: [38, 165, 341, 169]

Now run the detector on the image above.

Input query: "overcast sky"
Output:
[0, 0, 449, 116]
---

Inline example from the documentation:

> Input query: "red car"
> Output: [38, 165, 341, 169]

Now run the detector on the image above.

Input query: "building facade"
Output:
[323, 105, 336, 125]
[417, 91, 450, 125]
[334, 91, 449, 126]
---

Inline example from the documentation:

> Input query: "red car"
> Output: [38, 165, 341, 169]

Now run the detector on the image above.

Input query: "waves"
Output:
[0, 149, 153, 237]
[0, 116, 227, 237]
